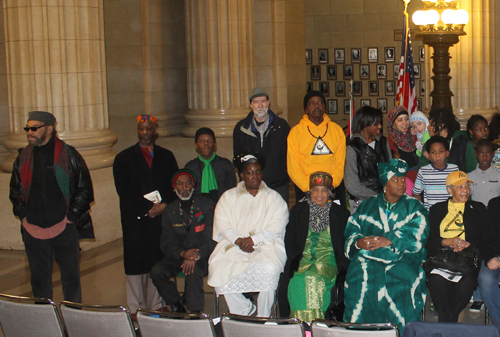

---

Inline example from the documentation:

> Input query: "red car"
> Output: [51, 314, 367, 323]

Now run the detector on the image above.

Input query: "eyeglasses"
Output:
[24, 124, 46, 132]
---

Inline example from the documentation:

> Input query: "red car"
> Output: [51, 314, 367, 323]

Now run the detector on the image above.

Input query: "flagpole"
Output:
[349, 79, 353, 139]
[400, 0, 410, 106]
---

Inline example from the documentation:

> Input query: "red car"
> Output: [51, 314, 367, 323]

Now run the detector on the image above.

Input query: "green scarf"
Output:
[199, 153, 218, 193]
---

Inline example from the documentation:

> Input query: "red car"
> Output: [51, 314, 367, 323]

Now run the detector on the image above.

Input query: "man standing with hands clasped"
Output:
[113, 114, 178, 318]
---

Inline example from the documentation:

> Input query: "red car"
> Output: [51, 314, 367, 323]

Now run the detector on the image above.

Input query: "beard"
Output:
[253, 107, 269, 121]
[27, 129, 49, 146]
[176, 188, 194, 201]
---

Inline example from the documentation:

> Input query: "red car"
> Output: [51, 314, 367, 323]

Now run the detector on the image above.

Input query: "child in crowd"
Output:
[412, 136, 459, 210]
[467, 139, 500, 312]
[410, 111, 430, 157]
[469, 139, 500, 206]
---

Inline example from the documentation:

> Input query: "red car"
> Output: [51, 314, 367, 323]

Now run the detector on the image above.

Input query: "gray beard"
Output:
[176, 189, 194, 201]
[253, 107, 269, 121]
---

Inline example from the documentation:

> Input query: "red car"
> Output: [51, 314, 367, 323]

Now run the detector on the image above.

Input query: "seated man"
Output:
[208, 151, 289, 317]
[479, 196, 500, 326]
[150, 169, 216, 312]
[185, 127, 236, 203]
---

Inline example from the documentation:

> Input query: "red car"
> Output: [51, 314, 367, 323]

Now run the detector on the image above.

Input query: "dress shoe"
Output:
[171, 300, 187, 313]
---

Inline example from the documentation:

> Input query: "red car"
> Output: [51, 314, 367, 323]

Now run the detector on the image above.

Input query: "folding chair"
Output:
[311, 319, 399, 337]
[137, 309, 217, 337]
[60, 301, 135, 337]
[221, 313, 305, 337]
[0, 293, 66, 337]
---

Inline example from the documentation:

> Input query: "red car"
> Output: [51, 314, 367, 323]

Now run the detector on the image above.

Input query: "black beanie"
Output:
[303, 91, 326, 110]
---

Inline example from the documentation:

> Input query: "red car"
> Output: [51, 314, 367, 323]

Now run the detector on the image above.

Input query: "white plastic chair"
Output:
[311, 319, 399, 337]
[137, 310, 217, 337]
[221, 313, 305, 337]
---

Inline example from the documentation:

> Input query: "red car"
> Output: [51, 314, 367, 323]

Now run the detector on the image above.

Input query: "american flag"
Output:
[395, 11, 417, 113]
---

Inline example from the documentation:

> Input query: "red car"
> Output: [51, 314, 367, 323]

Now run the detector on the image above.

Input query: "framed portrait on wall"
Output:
[414, 64, 421, 79]
[385, 47, 395, 62]
[327, 99, 338, 114]
[385, 80, 396, 96]
[343, 65, 353, 80]
[417, 98, 422, 111]
[319, 81, 330, 96]
[394, 64, 400, 79]
[327, 65, 337, 80]
[335, 81, 346, 97]
[420, 80, 425, 96]
[344, 99, 351, 114]
[369, 81, 379, 96]
[361, 99, 371, 107]
[377, 98, 388, 113]
[334, 49, 345, 64]
[306, 49, 312, 64]
[360, 64, 370, 79]
[311, 65, 320, 80]
[352, 81, 362, 96]
[318, 49, 329, 64]
[306, 82, 313, 92]
[419, 46, 425, 62]
[368, 47, 378, 63]
[376, 64, 387, 79]
[351, 48, 361, 63]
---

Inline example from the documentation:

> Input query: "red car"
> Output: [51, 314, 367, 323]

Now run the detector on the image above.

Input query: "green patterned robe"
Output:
[343, 193, 429, 333]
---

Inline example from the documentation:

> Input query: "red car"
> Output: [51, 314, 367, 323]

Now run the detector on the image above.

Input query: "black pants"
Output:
[22, 225, 82, 303]
[427, 270, 478, 322]
[150, 256, 207, 312]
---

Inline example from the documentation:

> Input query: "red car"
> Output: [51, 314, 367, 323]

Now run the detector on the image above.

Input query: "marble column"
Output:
[0, 0, 117, 172]
[183, 0, 255, 137]
[449, 0, 498, 125]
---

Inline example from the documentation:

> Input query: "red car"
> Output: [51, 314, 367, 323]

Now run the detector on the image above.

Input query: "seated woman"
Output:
[344, 159, 429, 334]
[345, 106, 391, 214]
[208, 151, 288, 317]
[278, 172, 350, 321]
[426, 171, 485, 322]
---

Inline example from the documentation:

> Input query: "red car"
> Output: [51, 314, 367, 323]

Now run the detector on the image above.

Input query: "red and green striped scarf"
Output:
[19, 137, 71, 209]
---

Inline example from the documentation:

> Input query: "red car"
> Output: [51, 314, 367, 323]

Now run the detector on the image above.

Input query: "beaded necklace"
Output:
[178, 198, 195, 228]
[307, 124, 329, 140]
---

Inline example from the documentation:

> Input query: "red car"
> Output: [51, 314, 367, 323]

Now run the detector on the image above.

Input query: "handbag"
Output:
[429, 245, 479, 275]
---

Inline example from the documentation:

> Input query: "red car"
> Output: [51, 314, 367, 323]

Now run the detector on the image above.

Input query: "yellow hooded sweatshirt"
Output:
[287, 113, 346, 192]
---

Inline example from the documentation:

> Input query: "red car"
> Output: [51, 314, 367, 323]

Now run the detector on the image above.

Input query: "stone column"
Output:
[183, 0, 255, 137]
[0, 0, 117, 172]
[449, 0, 498, 125]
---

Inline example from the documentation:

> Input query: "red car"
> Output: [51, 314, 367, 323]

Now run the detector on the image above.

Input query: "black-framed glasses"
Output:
[24, 124, 46, 132]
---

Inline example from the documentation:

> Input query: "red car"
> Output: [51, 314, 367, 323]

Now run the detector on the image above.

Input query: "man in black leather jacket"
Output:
[9, 111, 94, 303]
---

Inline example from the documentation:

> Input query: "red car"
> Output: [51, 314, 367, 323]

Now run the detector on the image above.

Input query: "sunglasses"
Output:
[24, 124, 47, 132]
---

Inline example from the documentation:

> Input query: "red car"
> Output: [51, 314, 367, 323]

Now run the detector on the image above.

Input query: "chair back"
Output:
[221, 314, 305, 337]
[60, 301, 135, 337]
[0, 294, 65, 337]
[137, 310, 217, 337]
[311, 319, 399, 337]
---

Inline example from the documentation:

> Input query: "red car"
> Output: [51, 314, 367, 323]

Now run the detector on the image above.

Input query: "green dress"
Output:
[287, 226, 337, 321]
[343, 193, 429, 334]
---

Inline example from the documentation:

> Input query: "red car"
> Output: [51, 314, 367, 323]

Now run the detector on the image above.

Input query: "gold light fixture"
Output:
[411, 0, 469, 111]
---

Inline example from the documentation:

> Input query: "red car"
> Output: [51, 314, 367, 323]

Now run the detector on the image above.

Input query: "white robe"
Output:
[208, 182, 288, 291]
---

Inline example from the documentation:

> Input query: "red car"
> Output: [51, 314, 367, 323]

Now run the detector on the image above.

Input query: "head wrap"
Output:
[249, 87, 268, 103]
[378, 158, 409, 187]
[27, 111, 56, 126]
[303, 90, 326, 110]
[233, 151, 266, 173]
[388, 106, 416, 153]
[309, 171, 333, 190]
[171, 169, 197, 189]
[137, 114, 158, 124]
[194, 127, 216, 143]
[446, 171, 473, 187]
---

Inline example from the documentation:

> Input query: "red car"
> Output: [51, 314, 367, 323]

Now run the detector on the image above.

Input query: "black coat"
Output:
[427, 199, 484, 260]
[113, 143, 178, 275]
[184, 155, 236, 203]
[484, 197, 500, 263]
[278, 200, 350, 317]
[10, 137, 95, 239]
[160, 194, 216, 264]
[233, 110, 290, 188]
